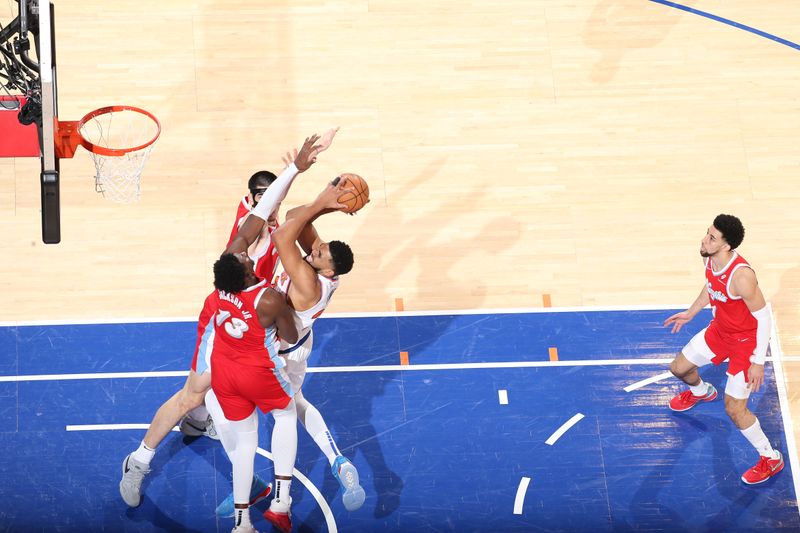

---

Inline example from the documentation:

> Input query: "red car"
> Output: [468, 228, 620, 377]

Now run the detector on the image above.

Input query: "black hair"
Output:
[328, 240, 354, 276]
[248, 170, 277, 195]
[213, 253, 247, 293]
[713, 214, 745, 250]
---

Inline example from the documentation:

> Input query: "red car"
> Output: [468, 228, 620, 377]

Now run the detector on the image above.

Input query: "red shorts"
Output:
[704, 324, 756, 379]
[210, 355, 292, 421]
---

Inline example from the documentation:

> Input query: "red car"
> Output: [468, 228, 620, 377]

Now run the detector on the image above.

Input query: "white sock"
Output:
[271, 477, 292, 513]
[131, 441, 156, 466]
[234, 506, 253, 528]
[689, 380, 708, 397]
[741, 418, 779, 459]
[297, 395, 340, 465]
[187, 404, 209, 422]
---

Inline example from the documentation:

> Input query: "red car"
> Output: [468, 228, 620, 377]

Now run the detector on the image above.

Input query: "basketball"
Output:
[336, 173, 370, 214]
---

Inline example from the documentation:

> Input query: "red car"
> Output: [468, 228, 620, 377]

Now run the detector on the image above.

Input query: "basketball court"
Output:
[1, 0, 800, 531]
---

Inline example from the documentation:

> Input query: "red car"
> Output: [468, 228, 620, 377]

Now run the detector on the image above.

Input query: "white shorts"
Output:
[277, 329, 313, 391]
[682, 328, 750, 400]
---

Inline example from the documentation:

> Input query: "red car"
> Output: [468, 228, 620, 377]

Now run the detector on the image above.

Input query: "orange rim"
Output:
[77, 105, 161, 156]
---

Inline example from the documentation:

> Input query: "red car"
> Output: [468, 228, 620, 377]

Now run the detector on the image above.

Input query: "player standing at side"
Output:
[665, 214, 783, 485]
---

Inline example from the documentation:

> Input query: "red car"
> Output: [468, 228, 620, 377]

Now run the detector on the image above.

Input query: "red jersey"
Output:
[208, 279, 281, 369]
[705, 252, 757, 337]
[227, 196, 280, 283]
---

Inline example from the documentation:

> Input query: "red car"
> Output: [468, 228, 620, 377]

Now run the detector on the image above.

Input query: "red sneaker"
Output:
[263, 508, 292, 533]
[669, 384, 717, 412]
[742, 451, 784, 485]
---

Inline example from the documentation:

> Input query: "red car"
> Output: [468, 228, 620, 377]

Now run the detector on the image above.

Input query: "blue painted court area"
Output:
[0, 308, 797, 532]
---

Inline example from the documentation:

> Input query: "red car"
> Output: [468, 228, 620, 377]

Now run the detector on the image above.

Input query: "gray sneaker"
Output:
[179, 415, 221, 441]
[120, 454, 151, 507]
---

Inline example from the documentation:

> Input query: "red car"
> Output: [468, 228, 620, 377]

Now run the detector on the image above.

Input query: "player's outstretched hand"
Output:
[294, 134, 322, 172]
[282, 149, 298, 169]
[314, 126, 339, 155]
[664, 310, 692, 334]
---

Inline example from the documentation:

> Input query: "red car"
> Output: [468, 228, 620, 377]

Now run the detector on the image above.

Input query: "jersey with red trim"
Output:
[227, 196, 281, 284]
[275, 270, 339, 339]
[210, 279, 280, 368]
[705, 252, 757, 337]
[227, 196, 251, 246]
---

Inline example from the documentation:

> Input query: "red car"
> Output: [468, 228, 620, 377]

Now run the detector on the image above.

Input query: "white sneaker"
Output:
[179, 415, 220, 441]
[119, 454, 151, 507]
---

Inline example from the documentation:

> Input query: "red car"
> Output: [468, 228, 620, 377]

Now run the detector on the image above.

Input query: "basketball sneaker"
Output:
[119, 454, 151, 507]
[263, 507, 292, 533]
[179, 414, 220, 441]
[741, 451, 784, 485]
[669, 383, 718, 412]
[216, 475, 273, 517]
[332, 455, 366, 511]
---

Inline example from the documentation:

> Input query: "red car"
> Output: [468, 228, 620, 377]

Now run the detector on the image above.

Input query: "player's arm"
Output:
[664, 285, 709, 333]
[272, 181, 350, 303]
[284, 204, 326, 254]
[731, 267, 770, 392]
[257, 288, 299, 345]
[226, 135, 323, 255]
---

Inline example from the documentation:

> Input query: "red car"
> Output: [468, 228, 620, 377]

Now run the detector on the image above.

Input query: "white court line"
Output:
[67, 423, 180, 431]
[498, 390, 509, 405]
[513, 477, 531, 515]
[0, 303, 695, 327]
[0, 359, 679, 383]
[623, 371, 674, 392]
[64, 424, 337, 533]
[768, 304, 800, 519]
[1, 356, 784, 383]
[0, 371, 189, 383]
[545, 413, 585, 445]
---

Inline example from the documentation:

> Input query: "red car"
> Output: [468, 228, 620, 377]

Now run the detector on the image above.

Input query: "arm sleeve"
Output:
[251, 162, 299, 221]
[750, 306, 771, 365]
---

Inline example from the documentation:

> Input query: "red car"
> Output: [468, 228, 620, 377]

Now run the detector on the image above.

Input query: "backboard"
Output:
[37, 1, 60, 244]
[0, 0, 60, 243]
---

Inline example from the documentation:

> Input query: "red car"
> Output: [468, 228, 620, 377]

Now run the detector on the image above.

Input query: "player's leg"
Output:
[206, 388, 260, 533]
[723, 372, 784, 484]
[668, 328, 717, 411]
[264, 399, 298, 532]
[120, 370, 210, 507]
[296, 390, 366, 511]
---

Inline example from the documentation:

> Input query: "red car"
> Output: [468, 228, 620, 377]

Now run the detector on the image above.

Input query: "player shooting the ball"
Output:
[217, 176, 369, 531]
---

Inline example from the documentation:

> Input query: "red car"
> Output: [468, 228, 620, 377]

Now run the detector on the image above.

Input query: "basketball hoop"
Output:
[55, 106, 161, 203]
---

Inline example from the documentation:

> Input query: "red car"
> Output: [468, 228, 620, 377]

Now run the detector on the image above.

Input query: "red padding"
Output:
[0, 95, 41, 157]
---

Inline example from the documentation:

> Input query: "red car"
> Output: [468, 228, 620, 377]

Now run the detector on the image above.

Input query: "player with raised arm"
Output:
[216, 178, 362, 531]
[119, 133, 333, 510]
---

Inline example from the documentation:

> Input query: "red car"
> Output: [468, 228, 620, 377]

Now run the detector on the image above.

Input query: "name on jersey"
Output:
[218, 291, 253, 319]
[707, 282, 728, 303]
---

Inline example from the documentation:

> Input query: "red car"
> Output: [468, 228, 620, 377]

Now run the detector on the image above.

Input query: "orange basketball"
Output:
[336, 173, 370, 214]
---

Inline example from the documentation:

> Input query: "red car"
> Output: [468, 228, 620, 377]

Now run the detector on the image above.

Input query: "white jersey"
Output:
[274, 270, 339, 347]
[273, 270, 339, 391]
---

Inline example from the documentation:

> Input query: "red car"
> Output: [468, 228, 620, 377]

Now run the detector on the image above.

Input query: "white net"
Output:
[79, 108, 159, 203]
